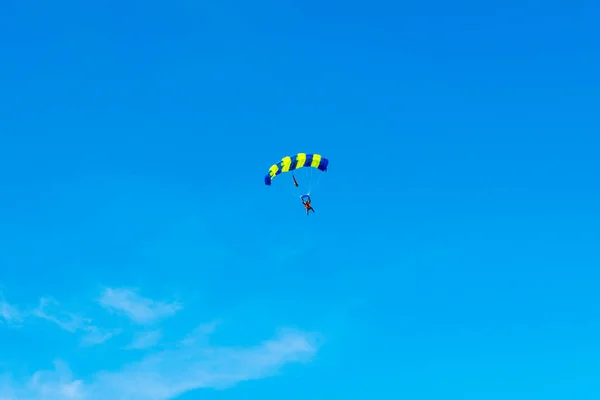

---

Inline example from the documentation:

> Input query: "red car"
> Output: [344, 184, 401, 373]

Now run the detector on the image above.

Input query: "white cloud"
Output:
[0, 360, 85, 400]
[0, 301, 22, 325]
[180, 321, 218, 346]
[92, 328, 319, 399]
[126, 330, 162, 350]
[0, 289, 321, 399]
[32, 298, 118, 346]
[98, 288, 181, 325]
[28, 360, 85, 400]
[80, 326, 121, 347]
[0, 293, 23, 326]
[33, 298, 90, 333]
[0, 327, 320, 400]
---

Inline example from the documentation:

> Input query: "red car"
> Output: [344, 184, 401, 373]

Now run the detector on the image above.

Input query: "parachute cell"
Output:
[264, 153, 328, 186]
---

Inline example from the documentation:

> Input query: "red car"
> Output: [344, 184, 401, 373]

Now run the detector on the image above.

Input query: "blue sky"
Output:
[0, 0, 599, 399]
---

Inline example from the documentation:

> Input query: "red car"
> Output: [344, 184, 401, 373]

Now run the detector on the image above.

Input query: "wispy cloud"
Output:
[80, 326, 121, 347]
[0, 300, 22, 325]
[32, 298, 119, 346]
[0, 360, 85, 400]
[0, 289, 321, 399]
[126, 330, 162, 350]
[181, 321, 218, 346]
[33, 298, 90, 333]
[98, 288, 181, 325]
[0, 327, 320, 400]
[92, 328, 319, 399]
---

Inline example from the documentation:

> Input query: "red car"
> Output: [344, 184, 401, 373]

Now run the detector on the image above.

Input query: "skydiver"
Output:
[301, 195, 315, 215]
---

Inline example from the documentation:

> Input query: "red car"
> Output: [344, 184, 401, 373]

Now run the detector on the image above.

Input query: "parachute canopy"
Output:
[264, 153, 328, 186]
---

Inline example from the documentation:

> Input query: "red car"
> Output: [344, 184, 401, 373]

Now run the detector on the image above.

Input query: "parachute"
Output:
[265, 153, 328, 214]
[264, 153, 329, 186]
